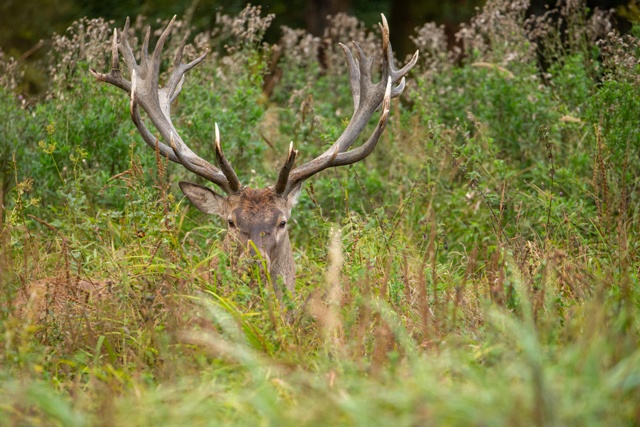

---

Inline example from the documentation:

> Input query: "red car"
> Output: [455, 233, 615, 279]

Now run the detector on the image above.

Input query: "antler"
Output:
[89, 17, 241, 194]
[275, 14, 419, 196]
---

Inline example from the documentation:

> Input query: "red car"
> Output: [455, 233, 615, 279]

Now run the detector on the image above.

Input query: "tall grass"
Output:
[1, 1, 639, 425]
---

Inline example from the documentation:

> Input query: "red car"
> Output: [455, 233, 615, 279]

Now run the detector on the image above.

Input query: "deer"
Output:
[90, 14, 418, 297]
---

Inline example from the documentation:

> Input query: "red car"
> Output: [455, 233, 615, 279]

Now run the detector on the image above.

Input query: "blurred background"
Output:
[1, 0, 637, 96]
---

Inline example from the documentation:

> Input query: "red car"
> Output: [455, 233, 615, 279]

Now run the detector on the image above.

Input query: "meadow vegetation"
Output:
[1, 1, 639, 425]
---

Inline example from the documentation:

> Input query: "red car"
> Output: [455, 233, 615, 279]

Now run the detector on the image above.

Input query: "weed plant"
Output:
[1, 1, 639, 425]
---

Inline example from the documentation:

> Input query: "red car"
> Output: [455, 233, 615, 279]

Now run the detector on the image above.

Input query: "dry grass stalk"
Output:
[592, 124, 610, 222]
[417, 222, 435, 344]
[470, 62, 515, 79]
[11, 276, 112, 324]
[352, 264, 372, 360]
[307, 228, 345, 355]
[369, 315, 393, 375]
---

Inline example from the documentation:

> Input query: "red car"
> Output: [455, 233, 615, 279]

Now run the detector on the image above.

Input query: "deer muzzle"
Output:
[246, 239, 271, 268]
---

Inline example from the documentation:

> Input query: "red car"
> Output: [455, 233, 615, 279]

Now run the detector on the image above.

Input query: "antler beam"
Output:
[90, 17, 240, 194]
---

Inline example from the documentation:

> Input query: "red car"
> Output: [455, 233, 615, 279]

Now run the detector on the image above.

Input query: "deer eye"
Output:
[278, 220, 287, 229]
[228, 219, 236, 228]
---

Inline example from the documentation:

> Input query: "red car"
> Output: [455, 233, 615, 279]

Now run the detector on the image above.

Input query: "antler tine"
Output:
[338, 43, 360, 110]
[167, 36, 208, 103]
[150, 15, 176, 81]
[110, 28, 120, 73]
[214, 123, 241, 193]
[174, 33, 189, 69]
[282, 145, 339, 196]
[354, 43, 374, 94]
[379, 14, 391, 79]
[392, 50, 420, 82]
[379, 14, 419, 86]
[167, 33, 189, 102]
[89, 28, 131, 92]
[168, 130, 234, 194]
[279, 14, 418, 197]
[118, 17, 137, 72]
[391, 77, 407, 98]
[141, 26, 151, 69]
[275, 142, 298, 195]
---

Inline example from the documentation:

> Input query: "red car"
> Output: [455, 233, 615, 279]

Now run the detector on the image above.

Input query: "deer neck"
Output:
[269, 231, 295, 294]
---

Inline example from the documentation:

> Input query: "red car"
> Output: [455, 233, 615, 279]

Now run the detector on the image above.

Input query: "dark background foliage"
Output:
[1, 0, 637, 95]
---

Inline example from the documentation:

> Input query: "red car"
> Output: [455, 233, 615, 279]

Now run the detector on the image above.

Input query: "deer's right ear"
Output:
[286, 182, 303, 214]
[179, 181, 228, 217]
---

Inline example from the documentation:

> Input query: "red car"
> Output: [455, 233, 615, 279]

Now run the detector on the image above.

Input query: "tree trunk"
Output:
[305, 0, 350, 36]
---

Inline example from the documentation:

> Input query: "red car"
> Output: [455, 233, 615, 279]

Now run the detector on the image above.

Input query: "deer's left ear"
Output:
[286, 183, 303, 214]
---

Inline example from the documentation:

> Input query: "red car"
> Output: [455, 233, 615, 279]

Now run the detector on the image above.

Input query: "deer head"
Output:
[90, 15, 418, 296]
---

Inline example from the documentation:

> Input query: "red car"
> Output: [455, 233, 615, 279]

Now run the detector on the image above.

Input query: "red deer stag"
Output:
[90, 14, 418, 296]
